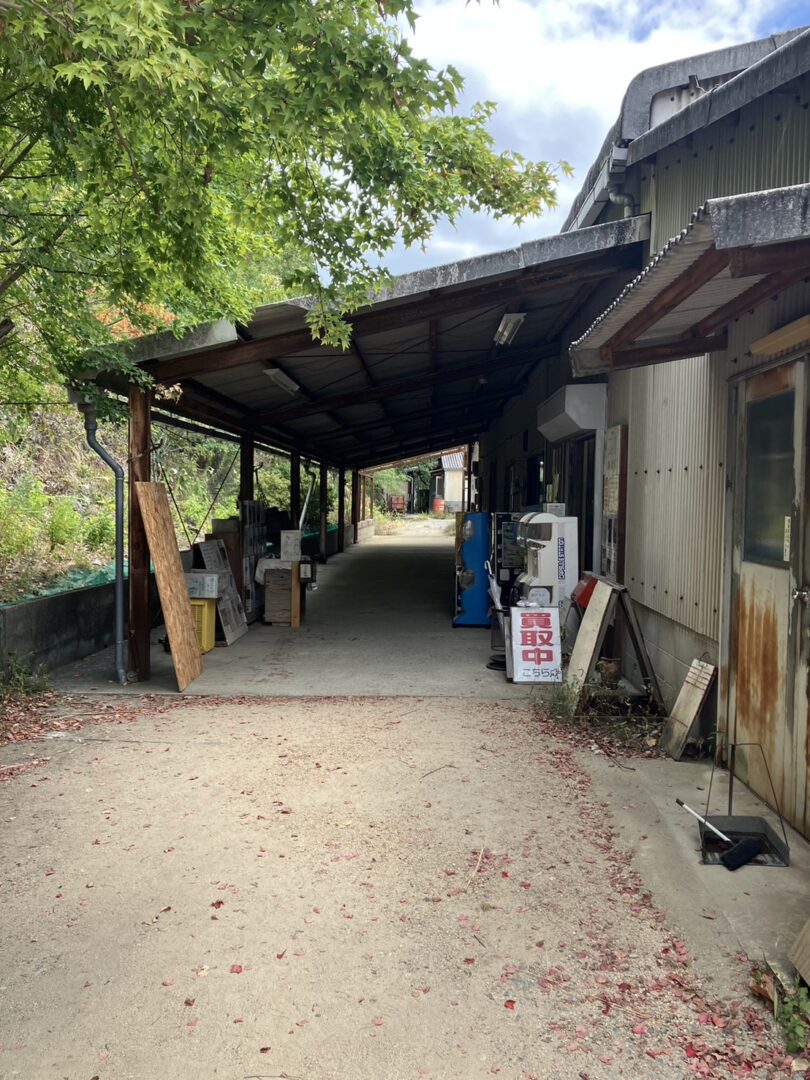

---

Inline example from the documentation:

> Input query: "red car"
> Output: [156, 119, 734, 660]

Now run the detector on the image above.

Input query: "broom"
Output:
[676, 799, 762, 870]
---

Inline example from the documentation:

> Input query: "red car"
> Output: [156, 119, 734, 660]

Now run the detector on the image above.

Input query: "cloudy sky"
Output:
[386, 0, 807, 274]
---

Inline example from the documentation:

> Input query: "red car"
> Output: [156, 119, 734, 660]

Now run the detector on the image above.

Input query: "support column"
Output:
[466, 441, 474, 512]
[319, 461, 328, 563]
[337, 466, 346, 553]
[239, 433, 254, 503]
[290, 450, 301, 527]
[351, 469, 360, 542]
[128, 386, 151, 680]
[369, 476, 375, 518]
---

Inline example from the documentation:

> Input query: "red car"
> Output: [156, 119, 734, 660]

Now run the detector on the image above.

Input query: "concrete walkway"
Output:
[53, 533, 529, 701]
[0, 696, 794, 1079]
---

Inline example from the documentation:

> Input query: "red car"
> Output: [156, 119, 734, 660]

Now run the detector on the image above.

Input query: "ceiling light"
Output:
[263, 367, 300, 396]
[493, 312, 526, 346]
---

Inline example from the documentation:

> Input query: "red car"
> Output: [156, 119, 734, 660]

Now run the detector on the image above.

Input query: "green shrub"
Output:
[47, 497, 83, 548]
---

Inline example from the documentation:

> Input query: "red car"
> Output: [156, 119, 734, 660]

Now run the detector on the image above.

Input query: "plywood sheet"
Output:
[135, 482, 202, 692]
[565, 580, 616, 701]
[660, 659, 716, 759]
[790, 917, 810, 983]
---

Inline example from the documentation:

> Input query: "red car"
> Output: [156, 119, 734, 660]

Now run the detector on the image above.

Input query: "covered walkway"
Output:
[53, 529, 527, 700]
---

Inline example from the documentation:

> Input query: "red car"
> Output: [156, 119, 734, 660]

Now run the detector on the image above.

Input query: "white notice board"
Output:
[510, 607, 563, 683]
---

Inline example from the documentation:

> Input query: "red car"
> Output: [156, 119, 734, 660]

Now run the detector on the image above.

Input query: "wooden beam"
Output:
[606, 248, 729, 355]
[728, 237, 810, 278]
[255, 344, 560, 426]
[337, 466, 346, 553]
[143, 254, 638, 384]
[239, 433, 254, 502]
[290, 450, 301, 527]
[611, 332, 728, 368]
[319, 461, 328, 564]
[350, 422, 484, 468]
[128, 386, 151, 680]
[323, 391, 515, 442]
[694, 268, 810, 336]
[351, 469, 360, 539]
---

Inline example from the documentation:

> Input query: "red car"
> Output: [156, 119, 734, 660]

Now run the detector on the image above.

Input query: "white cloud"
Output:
[385, 0, 799, 274]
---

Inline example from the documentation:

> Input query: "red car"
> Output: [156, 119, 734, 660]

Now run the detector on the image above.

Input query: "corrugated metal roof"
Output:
[126, 216, 649, 469]
[569, 183, 810, 375]
[441, 452, 465, 471]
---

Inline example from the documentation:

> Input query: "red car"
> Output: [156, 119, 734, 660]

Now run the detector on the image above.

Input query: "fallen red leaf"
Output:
[162, 979, 174, 987]
[372, 1016, 384, 1027]
[184, 997, 195, 1007]
[464, 958, 475, 965]
[260, 1046, 271, 1054]
[230, 964, 243, 974]
[276, 950, 287, 960]
[211, 900, 224, 909]
[504, 1000, 516, 1010]
[632, 1024, 646, 1035]
[519, 881, 530, 889]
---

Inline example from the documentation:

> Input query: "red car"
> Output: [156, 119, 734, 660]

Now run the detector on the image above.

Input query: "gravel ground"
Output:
[0, 695, 795, 1079]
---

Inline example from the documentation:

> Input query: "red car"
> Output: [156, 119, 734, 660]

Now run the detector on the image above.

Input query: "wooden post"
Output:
[290, 450, 301, 527]
[319, 461, 328, 564]
[128, 386, 151, 679]
[337, 466, 346, 552]
[369, 476, 375, 518]
[239, 433, 254, 503]
[351, 469, 360, 542]
[466, 441, 473, 512]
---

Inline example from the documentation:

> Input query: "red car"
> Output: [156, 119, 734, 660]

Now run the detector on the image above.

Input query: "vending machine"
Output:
[514, 512, 579, 610]
[453, 511, 491, 627]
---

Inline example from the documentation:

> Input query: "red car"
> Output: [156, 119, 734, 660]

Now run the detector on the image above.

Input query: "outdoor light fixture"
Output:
[493, 312, 526, 346]
[263, 366, 300, 396]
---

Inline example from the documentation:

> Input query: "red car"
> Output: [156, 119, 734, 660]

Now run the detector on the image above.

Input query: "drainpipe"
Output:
[71, 394, 127, 686]
[607, 184, 635, 218]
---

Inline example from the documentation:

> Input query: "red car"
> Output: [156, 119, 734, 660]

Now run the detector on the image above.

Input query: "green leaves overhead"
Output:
[0, 0, 564, 385]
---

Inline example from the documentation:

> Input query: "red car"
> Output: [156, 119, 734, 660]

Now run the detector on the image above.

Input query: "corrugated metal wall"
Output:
[607, 356, 727, 641]
[640, 72, 810, 250]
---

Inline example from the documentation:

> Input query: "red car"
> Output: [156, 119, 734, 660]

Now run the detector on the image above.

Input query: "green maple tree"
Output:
[0, 0, 566, 391]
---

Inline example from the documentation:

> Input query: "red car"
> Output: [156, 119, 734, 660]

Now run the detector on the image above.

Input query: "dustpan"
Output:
[700, 741, 790, 868]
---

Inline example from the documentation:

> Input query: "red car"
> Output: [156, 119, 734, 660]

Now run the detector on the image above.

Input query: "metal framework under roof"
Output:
[125, 216, 650, 469]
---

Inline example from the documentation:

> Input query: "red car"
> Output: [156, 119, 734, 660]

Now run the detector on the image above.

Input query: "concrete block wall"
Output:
[1, 582, 120, 674]
[355, 519, 375, 544]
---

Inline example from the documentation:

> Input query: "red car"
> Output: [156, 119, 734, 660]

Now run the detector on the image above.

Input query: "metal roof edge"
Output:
[707, 182, 810, 249]
[563, 25, 808, 232]
[247, 216, 650, 332]
[569, 181, 810, 373]
[627, 27, 810, 166]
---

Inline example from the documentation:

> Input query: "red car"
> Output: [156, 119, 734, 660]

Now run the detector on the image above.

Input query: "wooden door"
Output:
[729, 359, 808, 835]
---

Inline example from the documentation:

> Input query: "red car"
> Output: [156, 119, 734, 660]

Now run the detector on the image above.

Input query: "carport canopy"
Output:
[124, 215, 650, 470]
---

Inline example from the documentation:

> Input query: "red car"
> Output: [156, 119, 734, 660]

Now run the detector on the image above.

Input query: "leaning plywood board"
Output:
[565, 580, 616, 704]
[659, 660, 716, 759]
[790, 916, 810, 983]
[135, 482, 202, 692]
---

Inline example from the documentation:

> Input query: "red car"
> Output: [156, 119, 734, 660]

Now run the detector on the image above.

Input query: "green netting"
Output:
[0, 562, 123, 608]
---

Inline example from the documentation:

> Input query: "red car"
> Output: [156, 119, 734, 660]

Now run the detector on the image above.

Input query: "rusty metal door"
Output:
[729, 358, 808, 836]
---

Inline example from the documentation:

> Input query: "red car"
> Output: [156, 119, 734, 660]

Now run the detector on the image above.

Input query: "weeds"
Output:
[751, 966, 810, 1055]
[0, 652, 48, 701]
[539, 677, 664, 756]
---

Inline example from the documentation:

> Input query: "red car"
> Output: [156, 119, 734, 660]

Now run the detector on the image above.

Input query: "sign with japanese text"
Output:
[510, 607, 563, 683]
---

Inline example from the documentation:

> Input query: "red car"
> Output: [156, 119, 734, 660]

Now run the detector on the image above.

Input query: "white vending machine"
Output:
[514, 512, 579, 609]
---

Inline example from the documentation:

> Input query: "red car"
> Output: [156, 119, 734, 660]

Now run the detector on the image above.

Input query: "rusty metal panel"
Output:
[617, 355, 726, 642]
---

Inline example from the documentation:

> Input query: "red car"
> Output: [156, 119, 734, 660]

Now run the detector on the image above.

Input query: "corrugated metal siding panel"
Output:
[726, 279, 810, 375]
[648, 74, 810, 249]
[618, 356, 726, 642]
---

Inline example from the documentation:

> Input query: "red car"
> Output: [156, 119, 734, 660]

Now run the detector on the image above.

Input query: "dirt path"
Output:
[0, 696, 791, 1079]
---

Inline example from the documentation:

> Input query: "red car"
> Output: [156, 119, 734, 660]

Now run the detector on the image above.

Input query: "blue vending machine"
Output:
[453, 511, 491, 627]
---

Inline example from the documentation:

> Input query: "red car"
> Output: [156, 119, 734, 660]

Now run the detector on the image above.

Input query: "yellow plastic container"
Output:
[190, 598, 216, 654]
